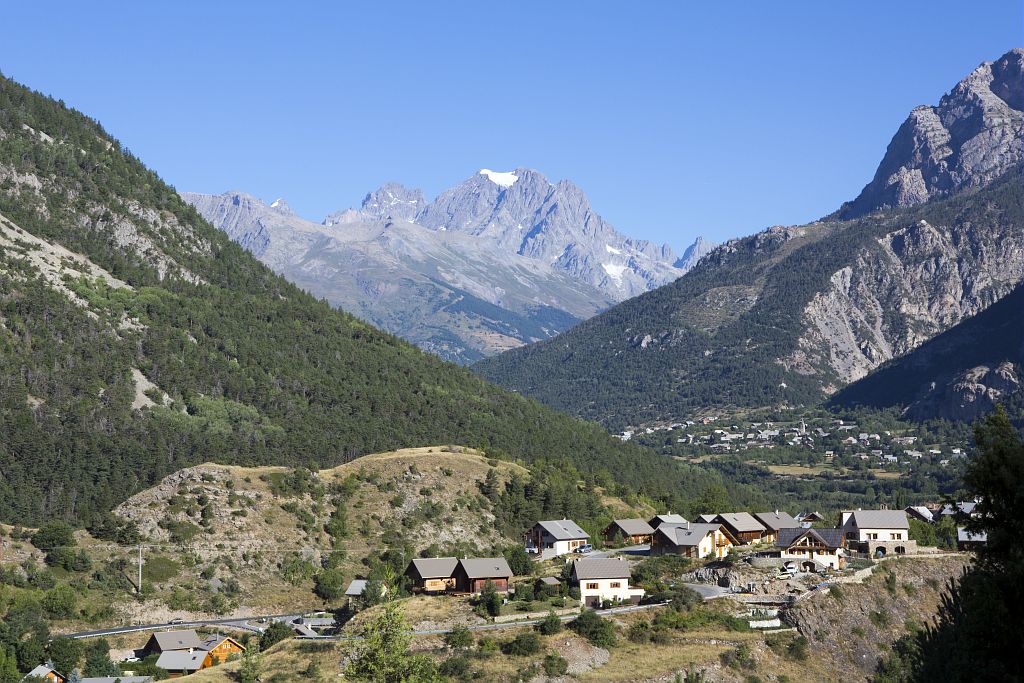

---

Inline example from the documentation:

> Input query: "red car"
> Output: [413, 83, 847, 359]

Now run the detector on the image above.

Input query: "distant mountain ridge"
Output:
[187, 168, 710, 362]
[475, 49, 1024, 428]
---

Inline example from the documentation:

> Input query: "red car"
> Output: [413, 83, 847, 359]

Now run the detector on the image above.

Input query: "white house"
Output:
[527, 520, 589, 556]
[776, 528, 845, 571]
[841, 509, 910, 542]
[570, 557, 644, 608]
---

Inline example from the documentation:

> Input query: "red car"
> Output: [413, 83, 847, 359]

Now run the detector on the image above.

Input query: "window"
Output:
[586, 582, 599, 590]
[891, 533, 902, 540]
[867, 533, 878, 540]
[610, 581, 621, 588]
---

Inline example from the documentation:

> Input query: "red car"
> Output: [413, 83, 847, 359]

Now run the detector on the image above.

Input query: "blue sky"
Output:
[1, 2, 1019, 251]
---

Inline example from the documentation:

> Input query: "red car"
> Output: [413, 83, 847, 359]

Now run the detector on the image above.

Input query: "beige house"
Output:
[841, 509, 915, 556]
[570, 557, 644, 608]
[777, 527, 846, 571]
[650, 522, 736, 559]
[405, 557, 459, 593]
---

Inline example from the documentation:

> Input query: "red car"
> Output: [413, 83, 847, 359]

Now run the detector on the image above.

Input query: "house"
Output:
[155, 650, 212, 678]
[647, 513, 688, 528]
[527, 520, 589, 556]
[711, 512, 768, 544]
[841, 509, 915, 555]
[200, 634, 245, 664]
[452, 557, 513, 594]
[405, 557, 459, 593]
[795, 511, 826, 525]
[603, 518, 655, 545]
[957, 527, 988, 551]
[535, 576, 561, 596]
[751, 511, 801, 543]
[650, 522, 736, 559]
[696, 514, 718, 523]
[570, 557, 645, 608]
[940, 501, 980, 518]
[905, 506, 933, 523]
[140, 630, 206, 658]
[776, 528, 846, 572]
[24, 665, 66, 683]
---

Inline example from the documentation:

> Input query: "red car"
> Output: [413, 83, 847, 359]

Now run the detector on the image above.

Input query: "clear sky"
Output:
[1, 2, 1020, 251]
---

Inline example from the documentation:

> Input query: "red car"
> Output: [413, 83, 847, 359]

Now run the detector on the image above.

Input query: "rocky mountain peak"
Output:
[838, 47, 1023, 219]
[269, 198, 293, 215]
[354, 182, 426, 223]
[674, 235, 716, 270]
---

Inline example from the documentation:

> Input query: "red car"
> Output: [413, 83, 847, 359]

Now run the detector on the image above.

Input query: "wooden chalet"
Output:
[650, 522, 737, 559]
[155, 650, 211, 678]
[712, 512, 768, 544]
[452, 557, 513, 594]
[25, 666, 66, 683]
[201, 634, 246, 664]
[602, 518, 655, 545]
[647, 513, 688, 528]
[751, 511, 801, 543]
[776, 527, 846, 571]
[405, 557, 459, 593]
[141, 629, 205, 658]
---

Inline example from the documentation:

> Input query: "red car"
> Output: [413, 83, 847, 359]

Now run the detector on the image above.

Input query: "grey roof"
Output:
[571, 557, 632, 580]
[155, 650, 207, 672]
[346, 579, 369, 596]
[151, 629, 204, 651]
[200, 634, 240, 651]
[656, 523, 723, 547]
[752, 511, 801, 532]
[958, 527, 987, 543]
[942, 501, 978, 516]
[905, 506, 934, 522]
[537, 576, 561, 586]
[610, 518, 656, 535]
[777, 527, 844, 549]
[649, 514, 688, 527]
[846, 509, 909, 529]
[81, 678, 154, 683]
[796, 511, 825, 521]
[696, 513, 718, 523]
[408, 557, 459, 579]
[459, 557, 513, 579]
[715, 512, 767, 534]
[26, 666, 60, 680]
[536, 519, 589, 540]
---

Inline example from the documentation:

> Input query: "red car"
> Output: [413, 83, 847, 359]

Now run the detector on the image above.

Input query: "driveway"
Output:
[682, 582, 731, 599]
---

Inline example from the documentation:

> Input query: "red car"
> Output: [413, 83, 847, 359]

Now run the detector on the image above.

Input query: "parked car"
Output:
[169, 617, 185, 624]
[576, 544, 594, 554]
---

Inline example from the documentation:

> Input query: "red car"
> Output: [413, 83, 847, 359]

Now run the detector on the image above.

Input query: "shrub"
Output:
[503, 631, 542, 656]
[628, 619, 651, 643]
[542, 653, 569, 677]
[869, 610, 891, 628]
[569, 610, 617, 648]
[720, 643, 754, 670]
[444, 626, 473, 650]
[536, 611, 563, 635]
[440, 655, 470, 679]
[828, 584, 845, 602]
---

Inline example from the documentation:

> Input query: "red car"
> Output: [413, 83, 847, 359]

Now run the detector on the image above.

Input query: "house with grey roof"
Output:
[452, 557, 513, 594]
[140, 629, 205, 658]
[570, 557, 644, 607]
[527, 519, 589, 556]
[776, 527, 846, 572]
[957, 527, 987, 550]
[647, 513, 688, 528]
[155, 650, 211, 677]
[751, 511, 801, 542]
[603, 518, 655, 546]
[651, 522, 737, 559]
[711, 512, 768, 544]
[24, 665, 66, 683]
[404, 557, 459, 593]
[841, 509, 916, 556]
[905, 505, 934, 523]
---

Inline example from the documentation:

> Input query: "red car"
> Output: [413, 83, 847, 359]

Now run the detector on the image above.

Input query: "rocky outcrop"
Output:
[839, 48, 1023, 218]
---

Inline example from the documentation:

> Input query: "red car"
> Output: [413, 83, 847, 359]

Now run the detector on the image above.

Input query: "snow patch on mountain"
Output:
[479, 169, 519, 187]
[602, 262, 628, 283]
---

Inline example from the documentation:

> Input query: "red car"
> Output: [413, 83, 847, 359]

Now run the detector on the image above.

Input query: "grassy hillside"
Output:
[475, 169, 1024, 429]
[0, 73, 720, 527]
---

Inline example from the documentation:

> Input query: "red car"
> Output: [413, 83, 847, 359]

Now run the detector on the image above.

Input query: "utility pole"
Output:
[138, 544, 143, 594]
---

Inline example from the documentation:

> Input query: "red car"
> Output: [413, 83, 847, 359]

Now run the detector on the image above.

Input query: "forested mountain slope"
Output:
[832, 280, 1024, 421]
[0, 73, 714, 526]
[475, 168, 1024, 428]
[475, 51, 1024, 428]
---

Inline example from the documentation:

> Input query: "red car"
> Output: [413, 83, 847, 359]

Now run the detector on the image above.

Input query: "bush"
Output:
[440, 655, 470, 679]
[502, 632, 542, 656]
[869, 610, 891, 628]
[543, 652, 569, 677]
[569, 610, 617, 648]
[444, 626, 473, 650]
[313, 568, 346, 602]
[536, 611, 563, 635]
[628, 619, 651, 643]
[259, 620, 294, 650]
[720, 643, 755, 670]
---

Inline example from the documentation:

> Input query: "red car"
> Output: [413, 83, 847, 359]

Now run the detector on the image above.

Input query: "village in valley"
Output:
[9, 466, 984, 682]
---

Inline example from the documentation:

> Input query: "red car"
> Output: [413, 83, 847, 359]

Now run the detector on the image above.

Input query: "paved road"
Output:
[64, 613, 307, 639]
[589, 544, 650, 559]
[682, 582, 731, 599]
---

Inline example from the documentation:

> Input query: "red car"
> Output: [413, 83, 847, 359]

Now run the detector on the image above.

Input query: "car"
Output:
[576, 544, 594, 554]
[169, 617, 185, 625]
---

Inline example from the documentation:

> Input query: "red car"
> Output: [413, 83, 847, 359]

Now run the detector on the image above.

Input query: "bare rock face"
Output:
[839, 48, 1024, 218]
